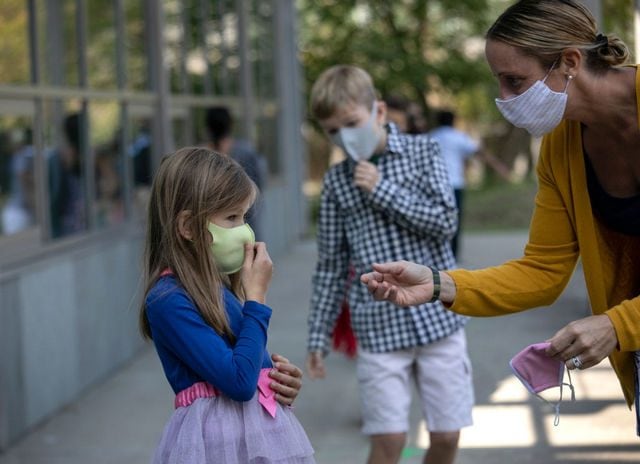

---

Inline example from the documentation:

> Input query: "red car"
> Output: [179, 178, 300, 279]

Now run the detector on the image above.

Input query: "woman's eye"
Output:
[505, 77, 523, 89]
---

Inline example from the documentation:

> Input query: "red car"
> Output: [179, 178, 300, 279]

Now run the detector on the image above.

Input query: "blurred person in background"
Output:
[48, 113, 86, 238]
[384, 94, 410, 133]
[1, 128, 35, 235]
[429, 110, 479, 260]
[430, 109, 510, 260]
[205, 106, 267, 240]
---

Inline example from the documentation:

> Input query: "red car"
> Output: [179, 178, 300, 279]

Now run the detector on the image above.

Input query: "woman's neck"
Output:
[570, 67, 637, 134]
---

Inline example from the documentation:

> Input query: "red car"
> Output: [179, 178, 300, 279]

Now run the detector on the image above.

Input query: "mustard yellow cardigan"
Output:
[449, 68, 640, 406]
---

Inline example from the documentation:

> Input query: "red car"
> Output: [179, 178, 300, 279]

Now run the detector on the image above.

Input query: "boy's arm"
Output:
[368, 138, 458, 239]
[308, 178, 350, 356]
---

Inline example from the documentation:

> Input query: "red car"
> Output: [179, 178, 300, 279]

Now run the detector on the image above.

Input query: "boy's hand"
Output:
[354, 161, 380, 193]
[305, 352, 326, 379]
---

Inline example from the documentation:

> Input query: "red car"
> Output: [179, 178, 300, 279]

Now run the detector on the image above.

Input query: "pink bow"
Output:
[257, 368, 278, 418]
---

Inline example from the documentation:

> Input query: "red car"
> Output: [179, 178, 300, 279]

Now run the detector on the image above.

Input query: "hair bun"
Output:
[595, 33, 608, 45]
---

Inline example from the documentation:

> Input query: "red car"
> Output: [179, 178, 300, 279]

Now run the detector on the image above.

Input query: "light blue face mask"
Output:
[330, 101, 381, 161]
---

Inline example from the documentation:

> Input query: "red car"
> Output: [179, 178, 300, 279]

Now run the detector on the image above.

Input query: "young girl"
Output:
[140, 147, 315, 463]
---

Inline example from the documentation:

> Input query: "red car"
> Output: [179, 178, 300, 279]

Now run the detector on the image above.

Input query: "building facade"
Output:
[0, 0, 307, 449]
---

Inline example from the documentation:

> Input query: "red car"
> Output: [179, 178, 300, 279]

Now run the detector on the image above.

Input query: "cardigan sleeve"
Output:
[606, 298, 640, 352]
[448, 137, 580, 316]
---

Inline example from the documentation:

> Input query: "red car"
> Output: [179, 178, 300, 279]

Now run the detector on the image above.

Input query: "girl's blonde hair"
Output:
[139, 147, 257, 340]
[487, 0, 629, 71]
[310, 65, 377, 121]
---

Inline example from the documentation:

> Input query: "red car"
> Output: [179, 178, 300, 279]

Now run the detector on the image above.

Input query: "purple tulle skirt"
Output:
[152, 392, 315, 464]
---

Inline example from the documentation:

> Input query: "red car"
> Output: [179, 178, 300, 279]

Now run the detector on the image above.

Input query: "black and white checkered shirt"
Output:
[308, 123, 468, 355]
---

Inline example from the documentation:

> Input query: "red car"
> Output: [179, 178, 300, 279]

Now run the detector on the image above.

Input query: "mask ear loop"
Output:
[534, 366, 576, 426]
[553, 367, 576, 426]
[542, 58, 560, 82]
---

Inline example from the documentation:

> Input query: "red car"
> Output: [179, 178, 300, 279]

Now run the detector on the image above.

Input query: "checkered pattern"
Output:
[308, 123, 468, 355]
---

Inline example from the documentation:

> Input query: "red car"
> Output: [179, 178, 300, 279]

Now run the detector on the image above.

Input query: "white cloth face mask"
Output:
[330, 101, 381, 161]
[495, 63, 572, 138]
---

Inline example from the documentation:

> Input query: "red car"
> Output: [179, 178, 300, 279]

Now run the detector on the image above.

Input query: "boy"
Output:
[306, 65, 474, 464]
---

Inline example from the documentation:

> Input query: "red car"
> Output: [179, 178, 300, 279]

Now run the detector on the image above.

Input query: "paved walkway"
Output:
[0, 232, 638, 463]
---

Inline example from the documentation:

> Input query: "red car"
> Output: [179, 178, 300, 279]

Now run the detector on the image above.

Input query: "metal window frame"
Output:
[0, 0, 295, 265]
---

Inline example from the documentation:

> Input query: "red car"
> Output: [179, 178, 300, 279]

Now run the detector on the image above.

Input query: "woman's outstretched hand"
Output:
[360, 261, 434, 306]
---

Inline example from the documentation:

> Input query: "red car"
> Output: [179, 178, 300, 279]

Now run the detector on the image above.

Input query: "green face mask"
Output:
[208, 222, 255, 274]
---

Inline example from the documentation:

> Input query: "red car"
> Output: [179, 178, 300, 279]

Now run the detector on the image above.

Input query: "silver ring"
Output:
[571, 356, 583, 369]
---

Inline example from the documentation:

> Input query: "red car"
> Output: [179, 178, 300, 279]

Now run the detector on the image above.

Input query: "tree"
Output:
[297, 0, 499, 126]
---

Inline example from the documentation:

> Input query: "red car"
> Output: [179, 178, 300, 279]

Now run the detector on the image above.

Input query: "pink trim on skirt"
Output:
[175, 368, 278, 417]
[175, 382, 220, 408]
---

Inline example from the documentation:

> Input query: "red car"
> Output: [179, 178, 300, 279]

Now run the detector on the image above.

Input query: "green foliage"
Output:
[602, 0, 636, 61]
[297, 0, 496, 121]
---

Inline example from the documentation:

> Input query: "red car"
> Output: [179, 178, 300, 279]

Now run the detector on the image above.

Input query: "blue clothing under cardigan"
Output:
[145, 275, 273, 402]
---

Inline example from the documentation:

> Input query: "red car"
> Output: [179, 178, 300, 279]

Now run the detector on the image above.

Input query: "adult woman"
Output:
[361, 0, 640, 431]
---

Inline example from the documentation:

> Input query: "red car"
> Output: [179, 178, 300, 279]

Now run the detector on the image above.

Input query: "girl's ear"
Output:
[177, 210, 194, 241]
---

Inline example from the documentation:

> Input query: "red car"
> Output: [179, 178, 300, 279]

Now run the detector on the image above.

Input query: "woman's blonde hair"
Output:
[310, 65, 377, 120]
[487, 0, 629, 71]
[139, 147, 257, 340]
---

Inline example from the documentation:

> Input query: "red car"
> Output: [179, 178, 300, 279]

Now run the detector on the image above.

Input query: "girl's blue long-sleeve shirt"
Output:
[145, 275, 273, 401]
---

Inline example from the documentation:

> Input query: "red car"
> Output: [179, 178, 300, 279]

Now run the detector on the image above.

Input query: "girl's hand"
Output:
[241, 242, 273, 304]
[360, 261, 434, 306]
[305, 352, 326, 379]
[545, 314, 618, 371]
[269, 354, 303, 406]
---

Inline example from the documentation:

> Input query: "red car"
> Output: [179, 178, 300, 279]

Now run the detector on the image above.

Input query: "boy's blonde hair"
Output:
[139, 147, 257, 340]
[310, 65, 377, 120]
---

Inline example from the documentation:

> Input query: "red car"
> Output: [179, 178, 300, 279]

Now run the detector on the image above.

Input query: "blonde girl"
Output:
[140, 147, 314, 463]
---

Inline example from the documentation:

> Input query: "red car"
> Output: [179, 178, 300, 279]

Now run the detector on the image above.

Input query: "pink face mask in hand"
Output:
[509, 341, 575, 425]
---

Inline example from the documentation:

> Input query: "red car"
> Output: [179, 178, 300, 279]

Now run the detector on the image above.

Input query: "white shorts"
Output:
[356, 329, 474, 435]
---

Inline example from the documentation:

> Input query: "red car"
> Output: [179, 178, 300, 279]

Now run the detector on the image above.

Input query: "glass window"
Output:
[90, 101, 124, 228]
[0, 110, 36, 236]
[43, 99, 87, 238]
[172, 113, 189, 149]
[87, 0, 117, 89]
[125, 2, 149, 91]
[186, 1, 207, 95]
[39, 0, 79, 87]
[208, 0, 240, 96]
[191, 106, 208, 146]
[251, 0, 277, 175]
[165, 0, 186, 94]
[0, 0, 31, 85]
[127, 108, 154, 220]
[251, 1, 275, 100]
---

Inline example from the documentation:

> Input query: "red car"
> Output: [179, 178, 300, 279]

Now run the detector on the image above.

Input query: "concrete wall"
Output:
[0, 234, 145, 450]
